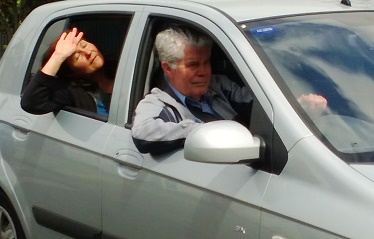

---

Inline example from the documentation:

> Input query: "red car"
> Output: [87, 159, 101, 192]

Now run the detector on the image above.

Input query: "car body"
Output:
[1, 0, 374, 238]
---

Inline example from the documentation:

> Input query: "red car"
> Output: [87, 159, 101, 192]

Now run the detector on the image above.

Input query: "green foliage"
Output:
[0, 0, 60, 34]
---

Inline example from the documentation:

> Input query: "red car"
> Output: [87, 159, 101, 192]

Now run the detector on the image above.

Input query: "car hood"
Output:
[351, 164, 374, 182]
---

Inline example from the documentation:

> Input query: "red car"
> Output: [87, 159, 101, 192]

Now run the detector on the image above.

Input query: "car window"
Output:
[129, 17, 248, 124]
[245, 12, 374, 163]
[23, 14, 131, 121]
[128, 16, 287, 173]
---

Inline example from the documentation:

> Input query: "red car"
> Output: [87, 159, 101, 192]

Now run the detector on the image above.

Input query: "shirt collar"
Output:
[167, 82, 211, 109]
[168, 82, 188, 106]
[167, 82, 217, 122]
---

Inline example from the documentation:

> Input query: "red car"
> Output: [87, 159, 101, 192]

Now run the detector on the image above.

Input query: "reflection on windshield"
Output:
[245, 12, 374, 162]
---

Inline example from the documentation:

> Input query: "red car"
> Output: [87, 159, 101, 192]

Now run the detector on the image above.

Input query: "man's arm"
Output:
[131, 89, 202, 154]
[209, 75, 253, 125]
[212, 75, 327, 121]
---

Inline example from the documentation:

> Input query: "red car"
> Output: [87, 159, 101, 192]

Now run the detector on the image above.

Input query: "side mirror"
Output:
[184, 120, 262, 164]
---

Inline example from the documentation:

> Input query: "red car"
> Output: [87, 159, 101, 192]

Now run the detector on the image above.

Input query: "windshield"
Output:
[243, 12, 374, 162]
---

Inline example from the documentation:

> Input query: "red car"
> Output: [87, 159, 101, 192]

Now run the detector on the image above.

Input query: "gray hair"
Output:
[155, 27, 212, 68]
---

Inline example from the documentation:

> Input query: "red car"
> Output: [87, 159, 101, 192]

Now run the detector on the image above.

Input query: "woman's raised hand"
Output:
[54, 28, 84, 60]
[41, 28, 84, 76]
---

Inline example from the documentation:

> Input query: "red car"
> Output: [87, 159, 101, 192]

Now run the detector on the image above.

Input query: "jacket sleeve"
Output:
[21, 71, 74, 114]
[210, 75, 253, 125]
[131, 92, 201, 154]
[223, 76, 253, 125]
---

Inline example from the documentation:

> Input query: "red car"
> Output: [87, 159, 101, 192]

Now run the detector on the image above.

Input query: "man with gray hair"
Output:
[131, 27, 326, 154]
[131, 26, 253, 154]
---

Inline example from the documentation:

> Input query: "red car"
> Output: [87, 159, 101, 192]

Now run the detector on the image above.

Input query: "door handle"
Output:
[12, 127, 29, 141]
[11, 116, 31, 141]
[114, 150, 143, 180]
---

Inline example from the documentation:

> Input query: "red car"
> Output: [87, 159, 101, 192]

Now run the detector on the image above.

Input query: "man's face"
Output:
[163, 45, 211, 100]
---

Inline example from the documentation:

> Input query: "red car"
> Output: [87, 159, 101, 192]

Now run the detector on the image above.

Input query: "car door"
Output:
[2, 6, 133, 238]
[101, 6, 279, 239]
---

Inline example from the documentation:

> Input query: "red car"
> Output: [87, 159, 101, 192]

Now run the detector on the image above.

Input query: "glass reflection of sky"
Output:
[245, 14, 374, 161]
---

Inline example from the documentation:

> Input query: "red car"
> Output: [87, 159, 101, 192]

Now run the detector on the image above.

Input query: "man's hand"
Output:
[297, 94, 327, 119]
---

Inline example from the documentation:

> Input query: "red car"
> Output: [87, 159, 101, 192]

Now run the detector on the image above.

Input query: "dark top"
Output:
[21, 71, 97, 115]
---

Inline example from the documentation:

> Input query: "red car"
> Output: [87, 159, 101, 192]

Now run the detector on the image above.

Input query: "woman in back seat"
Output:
[21, 27, 113, 116]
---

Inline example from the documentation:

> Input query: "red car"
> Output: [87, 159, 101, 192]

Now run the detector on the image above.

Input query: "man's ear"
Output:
[161, 61, 173, 78]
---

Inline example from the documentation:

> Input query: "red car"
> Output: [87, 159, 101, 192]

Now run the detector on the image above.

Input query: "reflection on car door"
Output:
[102, 125, 268, 239]
[3, 110, 114, 238]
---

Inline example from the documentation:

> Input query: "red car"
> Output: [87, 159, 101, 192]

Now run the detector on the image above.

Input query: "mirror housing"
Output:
[184, 120, 262, 164]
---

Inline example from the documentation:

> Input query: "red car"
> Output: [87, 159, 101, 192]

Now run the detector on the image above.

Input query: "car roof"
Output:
[62, 0, 374, 22]
[188, 0, 374, 21]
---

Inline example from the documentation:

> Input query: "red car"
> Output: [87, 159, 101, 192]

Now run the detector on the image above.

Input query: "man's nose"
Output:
[197, 63, 211, 75]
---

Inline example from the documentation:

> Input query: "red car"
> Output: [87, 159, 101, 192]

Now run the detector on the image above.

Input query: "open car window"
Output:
[128, 16, 287, 173]
[24, 14, 131, 121]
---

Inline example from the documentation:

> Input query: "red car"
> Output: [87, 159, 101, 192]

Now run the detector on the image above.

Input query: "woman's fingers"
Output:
[59, 32, 67, 41]
[54, 28, 84, 59]
[74, 31, 84, 44]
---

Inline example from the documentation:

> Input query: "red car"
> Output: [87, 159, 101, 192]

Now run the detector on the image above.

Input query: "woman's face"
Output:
[67, 39, 104, 75]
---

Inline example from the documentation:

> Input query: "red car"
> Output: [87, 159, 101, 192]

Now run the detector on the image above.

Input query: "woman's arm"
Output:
[21, 71, 74, 114]
[42, 28, 83, 76]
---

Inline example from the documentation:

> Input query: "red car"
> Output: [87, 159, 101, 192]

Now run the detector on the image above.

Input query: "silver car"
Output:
[1, 0, 374, 238]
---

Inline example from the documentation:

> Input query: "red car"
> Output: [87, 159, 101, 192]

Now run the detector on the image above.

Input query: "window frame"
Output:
[127, 11, 287, 174]
[22, 13, 133, 122]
